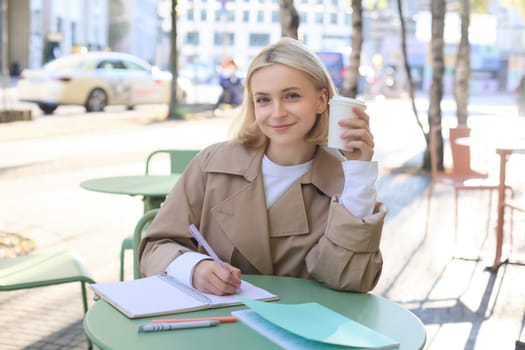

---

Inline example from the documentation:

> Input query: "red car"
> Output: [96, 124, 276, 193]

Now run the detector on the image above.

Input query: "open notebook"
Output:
[90, 274, 279, 319]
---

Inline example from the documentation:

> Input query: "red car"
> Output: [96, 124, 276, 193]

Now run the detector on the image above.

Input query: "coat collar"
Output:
[202, 141, 344, 196]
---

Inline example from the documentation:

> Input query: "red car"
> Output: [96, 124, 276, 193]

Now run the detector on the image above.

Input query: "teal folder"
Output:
[234, 297, 399, 349]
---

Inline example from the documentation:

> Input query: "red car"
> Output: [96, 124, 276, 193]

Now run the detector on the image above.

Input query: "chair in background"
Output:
[426, 126, 514, 249]
[0, 250, 95, 348]
[119, 149, 199, 281]
[132, 208, 159, 279]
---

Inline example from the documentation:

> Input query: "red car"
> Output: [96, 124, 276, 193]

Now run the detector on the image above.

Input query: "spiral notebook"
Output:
[90, 274, 279, 319]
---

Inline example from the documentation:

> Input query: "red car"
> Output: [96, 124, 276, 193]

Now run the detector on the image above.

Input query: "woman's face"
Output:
[250, 63, 327, 150]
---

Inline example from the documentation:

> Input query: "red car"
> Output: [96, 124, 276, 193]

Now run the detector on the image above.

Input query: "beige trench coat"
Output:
[139, 141, 387, 292]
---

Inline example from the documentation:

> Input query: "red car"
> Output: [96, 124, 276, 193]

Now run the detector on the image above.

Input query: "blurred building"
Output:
[3, 0, 525, 95]
[108, 0, 158, 64]
[4, 0, 108, 72]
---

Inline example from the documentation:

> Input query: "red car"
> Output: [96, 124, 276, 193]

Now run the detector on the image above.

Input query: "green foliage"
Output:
[363, 0, 389, 10]
[501, 0, 525, 19]
[471, 0, 488, 13]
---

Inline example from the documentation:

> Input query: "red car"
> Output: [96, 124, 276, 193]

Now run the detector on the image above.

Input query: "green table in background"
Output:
[80, 174, 180, 212]
[84, 275, 426, 350]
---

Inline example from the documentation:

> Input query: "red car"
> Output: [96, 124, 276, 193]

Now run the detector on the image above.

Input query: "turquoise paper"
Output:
[238, 297, 399, 349]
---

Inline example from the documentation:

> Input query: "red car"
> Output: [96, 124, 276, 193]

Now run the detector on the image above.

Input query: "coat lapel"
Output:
[210, 176, 274, 275]
[204, 143, 274, 275]
[267, 181, 309, 236]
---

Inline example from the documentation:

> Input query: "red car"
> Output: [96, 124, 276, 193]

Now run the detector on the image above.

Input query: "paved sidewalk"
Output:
[0, 96, 524, 349]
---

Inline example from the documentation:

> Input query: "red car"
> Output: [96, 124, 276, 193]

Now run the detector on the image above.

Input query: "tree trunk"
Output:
[454, 0, 470, 126]
[425, 0, 446, 171]
[279, 0, 299, 39]
[341, 0, 362, 98]
[395, 0, 424, 136]
[167, 0, 183, 120]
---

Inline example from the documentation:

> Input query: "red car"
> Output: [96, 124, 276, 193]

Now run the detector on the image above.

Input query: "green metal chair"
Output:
[0, 250, 95, 348]
[132, 208, 159, 279]
[119, 149, 199, 280]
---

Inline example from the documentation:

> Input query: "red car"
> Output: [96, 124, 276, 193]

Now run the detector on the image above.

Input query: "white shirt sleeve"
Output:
[339, 160, 378, 219]
[165, 252, 211, 287]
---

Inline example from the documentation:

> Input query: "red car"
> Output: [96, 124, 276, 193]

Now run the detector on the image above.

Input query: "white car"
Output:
[16, 52, 189, 114]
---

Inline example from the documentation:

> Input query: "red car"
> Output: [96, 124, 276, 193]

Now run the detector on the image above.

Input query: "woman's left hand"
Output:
[338, 107, 375, 161]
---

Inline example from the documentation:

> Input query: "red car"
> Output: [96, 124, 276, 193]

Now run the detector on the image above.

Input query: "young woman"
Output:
[139, 37, 386, 295]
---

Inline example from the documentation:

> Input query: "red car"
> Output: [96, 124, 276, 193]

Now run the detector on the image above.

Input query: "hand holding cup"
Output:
[327, 96, 374, 161]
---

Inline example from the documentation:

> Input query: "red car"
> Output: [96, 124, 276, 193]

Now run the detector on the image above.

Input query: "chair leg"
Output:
[454, 189, 459, 250]
[507, 188, 515, 251]
[81, 281, 88, 314]
[119, 244, 126, 281]
[81, 281, 93, 350]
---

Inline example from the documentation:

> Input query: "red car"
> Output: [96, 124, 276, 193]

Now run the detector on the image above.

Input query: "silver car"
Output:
[17, 51, 189, 114]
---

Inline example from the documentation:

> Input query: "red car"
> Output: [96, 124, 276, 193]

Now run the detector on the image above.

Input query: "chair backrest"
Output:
[145, 149, 200, 174]
[429, 126, 485, 179]
[133, 208, 159, 279]
[449, 127, 476, 177]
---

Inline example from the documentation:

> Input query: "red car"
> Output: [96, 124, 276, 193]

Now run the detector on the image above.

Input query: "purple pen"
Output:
[188, 224, 229, 271]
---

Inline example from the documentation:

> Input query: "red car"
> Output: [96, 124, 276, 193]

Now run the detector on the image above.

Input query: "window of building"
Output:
[329, 12, 337, 24]
[186, 32, 200, 45]
[214, 32, 235, 46]
[344, 13, 350, 26]
[257, 10, 264, 23]
[227, 9, 235, 21]
[56, 17, 63, 32]
[272, 10, 279, 23]
[71, 22, 77, 46]
[315, 12, 323, 24]
[187, 8, 194, 21]
[300, 11, 308, 23]
[243, 10, 249, 22]
[201, 9, 207, 21]
[249, 33, 270, 47]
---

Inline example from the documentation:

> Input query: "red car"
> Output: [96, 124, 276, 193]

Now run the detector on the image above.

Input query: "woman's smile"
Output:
[270, 122, 296, 132]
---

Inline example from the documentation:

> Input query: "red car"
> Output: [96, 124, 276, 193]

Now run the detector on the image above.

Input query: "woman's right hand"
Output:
[192, 260, 241, 295]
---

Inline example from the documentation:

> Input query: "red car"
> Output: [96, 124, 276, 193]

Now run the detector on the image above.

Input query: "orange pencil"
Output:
[151, 316, 237, 324]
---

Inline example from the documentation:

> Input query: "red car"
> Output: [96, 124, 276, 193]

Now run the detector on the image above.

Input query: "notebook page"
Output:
[202, 279, 279, 306]
[91, 275, 205, 317]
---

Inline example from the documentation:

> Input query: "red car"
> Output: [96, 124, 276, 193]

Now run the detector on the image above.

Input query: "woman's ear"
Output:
[317, 88, 329, 114]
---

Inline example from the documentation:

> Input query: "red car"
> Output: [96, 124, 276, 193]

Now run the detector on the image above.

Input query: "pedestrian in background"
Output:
[213, 59, 243, 111]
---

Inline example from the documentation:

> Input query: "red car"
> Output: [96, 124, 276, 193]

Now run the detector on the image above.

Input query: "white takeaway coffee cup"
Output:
[327, 95, 366, 151]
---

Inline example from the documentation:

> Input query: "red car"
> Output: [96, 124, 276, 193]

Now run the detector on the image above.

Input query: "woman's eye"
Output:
[255, 96, 270, 104]
[285, 92, 300, 100]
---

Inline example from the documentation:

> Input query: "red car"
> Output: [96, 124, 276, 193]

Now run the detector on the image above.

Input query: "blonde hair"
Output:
[228, 37, 337, 148]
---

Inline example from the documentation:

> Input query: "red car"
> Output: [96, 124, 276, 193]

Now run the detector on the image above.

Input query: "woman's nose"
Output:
[271, 101, 286, 118]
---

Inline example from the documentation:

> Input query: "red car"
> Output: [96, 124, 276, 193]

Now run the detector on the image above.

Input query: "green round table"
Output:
[80, 174, 180, 212]
[84, 275, 426, 350]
